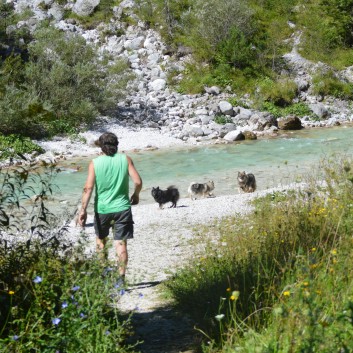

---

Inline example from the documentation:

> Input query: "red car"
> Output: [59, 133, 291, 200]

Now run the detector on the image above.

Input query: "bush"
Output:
[312, 71, 353, 99]
[0, 25, 131, 138]
[256, 77, 298, 107]
[0, 134, 44, 160]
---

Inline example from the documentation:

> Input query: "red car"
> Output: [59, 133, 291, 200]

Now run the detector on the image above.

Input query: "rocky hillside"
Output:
[3, 0, 353, 148]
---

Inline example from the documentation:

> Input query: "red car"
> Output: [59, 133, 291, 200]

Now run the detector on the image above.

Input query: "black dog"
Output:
[151, 186, 180, 209]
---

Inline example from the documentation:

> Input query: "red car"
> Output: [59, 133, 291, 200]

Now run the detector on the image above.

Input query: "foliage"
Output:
[0, 134, 44, 160]
[0, 162, 132, 352]
[165, 157, 353, 352]
[0, 25, 130, 138]
[256, 77, 298, 107]
[261, 101, 316, 119]
[214, 115, 233, 125]
[311, 71, 353, 99]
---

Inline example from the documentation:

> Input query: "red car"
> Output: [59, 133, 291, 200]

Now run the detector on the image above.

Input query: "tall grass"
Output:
[165, 157, 353, 352]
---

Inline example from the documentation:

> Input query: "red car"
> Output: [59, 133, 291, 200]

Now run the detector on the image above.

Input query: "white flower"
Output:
[215, 314, 225, 321]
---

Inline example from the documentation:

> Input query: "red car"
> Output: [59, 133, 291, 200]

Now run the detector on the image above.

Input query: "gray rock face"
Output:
[218, 101, 234, 116]
[309, 103, 331, 119]
[73, 0, 100, 17]
[223, 130, 245, 142]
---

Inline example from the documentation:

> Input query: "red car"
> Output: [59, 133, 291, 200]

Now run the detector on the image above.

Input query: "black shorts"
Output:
[94, 208, 134, 241]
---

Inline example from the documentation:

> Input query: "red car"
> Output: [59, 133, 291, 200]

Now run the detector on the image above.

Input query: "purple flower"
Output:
[138, 293, 144, 298]
[33, 276, 42, 284]
[79, 313, 86, 318]
[12, 335, 19, 341]
[119, 289, 125, 296]
[52, 318, 61, 326]
[105, 330, 111, 335]
[61, 301, 68, 309]
[72, 286, 80, 292]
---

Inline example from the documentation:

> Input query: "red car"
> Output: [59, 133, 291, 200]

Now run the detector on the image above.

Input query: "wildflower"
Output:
[8, 291, 15, 295]
[52, 318, 61, 326]
[231, 291, 240, 300]
[311, 248, 316, 252]
[72, 285, 80, 291]
[61, 301, 68, 309]
[33, 276, 42, 283]
[303, 282, 309, 287]
[331, 249, 337, 255]
[79, 313, 86, 318]
[119, 289, 125, 296]
[226, 287, 231, 292]
[215, 314, 225, 321]
[12, 335, 19, 341]
[316, 290, 322, 295]
[138, 293, 144, 298]
[105, 330, 111, 335]
[283, 291, 290, 297]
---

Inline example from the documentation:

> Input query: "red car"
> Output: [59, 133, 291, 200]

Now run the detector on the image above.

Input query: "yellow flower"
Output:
[9, 291, 15, 295]
[232, 291, 240, 300]
[303, 282, 309, 287]
[283, 291, 290, 297]
[332, 259, 338, 264]
[226, 287, 231, 292]
[331, 249, 337, 255]
[311, 247, 316, 252]
[230, 295, 236, 301]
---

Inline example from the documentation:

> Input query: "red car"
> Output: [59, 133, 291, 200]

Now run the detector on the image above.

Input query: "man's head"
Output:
[97, 132, 119, 156]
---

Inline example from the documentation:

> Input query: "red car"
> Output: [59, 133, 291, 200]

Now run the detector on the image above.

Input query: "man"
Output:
[78, 132, 142, 285]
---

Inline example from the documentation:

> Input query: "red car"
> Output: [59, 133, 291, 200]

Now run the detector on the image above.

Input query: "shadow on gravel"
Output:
[124, 305, 203, 353]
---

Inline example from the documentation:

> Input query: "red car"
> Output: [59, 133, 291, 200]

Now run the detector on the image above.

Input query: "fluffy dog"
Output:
[237, 171, 256, 193]
[151, 186, 180, 209]
[188, 181, 215, 200]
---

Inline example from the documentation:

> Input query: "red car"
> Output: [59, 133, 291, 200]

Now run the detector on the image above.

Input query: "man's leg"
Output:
[96, 237, 108, 260]
[114, 240, 128, 277]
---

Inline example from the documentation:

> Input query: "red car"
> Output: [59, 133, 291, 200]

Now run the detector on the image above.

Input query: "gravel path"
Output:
[71, 187, 292, 352]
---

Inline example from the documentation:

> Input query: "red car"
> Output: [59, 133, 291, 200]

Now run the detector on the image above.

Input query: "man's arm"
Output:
[127, 156, 142, 205]
[78, 161, 95, 226]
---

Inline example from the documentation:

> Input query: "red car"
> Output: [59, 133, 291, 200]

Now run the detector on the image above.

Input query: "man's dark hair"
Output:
[97, 132, 118, 156]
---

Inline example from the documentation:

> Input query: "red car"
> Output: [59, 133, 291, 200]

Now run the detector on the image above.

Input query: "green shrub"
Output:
[0, 25, 131, 138]
[0, 134, 45, 160]
[257, 77, 298, 106]
[214, 115, 233, 125]
[261, 101, 315, 119]
[312, 71, 353, 99]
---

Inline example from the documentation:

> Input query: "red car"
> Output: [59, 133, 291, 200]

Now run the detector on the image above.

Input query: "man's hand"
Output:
[130, 193, 139, 205]
[78, 209, 87, 227]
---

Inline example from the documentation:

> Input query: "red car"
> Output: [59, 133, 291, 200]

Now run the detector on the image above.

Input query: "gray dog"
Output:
[188, 181, 215, 200]
[237, 171, 256, 193]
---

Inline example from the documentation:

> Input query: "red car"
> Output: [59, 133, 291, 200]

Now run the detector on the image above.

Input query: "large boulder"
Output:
[309, 103, 331, 119]
[73, 0, 100, 17]
[218, 101, 234, 116]
[224, 130, 245, 142]
[278, 115, 303, 130]
[249, 112, 278, 131]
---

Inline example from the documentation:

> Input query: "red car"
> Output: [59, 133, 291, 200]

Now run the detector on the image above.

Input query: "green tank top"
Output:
[93, 153, 130, 214]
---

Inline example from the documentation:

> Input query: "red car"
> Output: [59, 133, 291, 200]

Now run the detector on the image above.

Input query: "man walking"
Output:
[78, 132, 142, 285]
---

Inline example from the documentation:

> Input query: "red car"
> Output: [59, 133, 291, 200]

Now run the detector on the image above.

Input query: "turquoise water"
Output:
[53, 125, 353, 208]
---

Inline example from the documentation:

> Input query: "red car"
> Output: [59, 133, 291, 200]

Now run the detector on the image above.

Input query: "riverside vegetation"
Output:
[2, 0, 353, 157]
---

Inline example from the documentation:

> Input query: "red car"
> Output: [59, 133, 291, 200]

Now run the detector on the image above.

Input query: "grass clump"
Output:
[261, 101, 316, 119]
[311, 71, 353, 100]
[165, 157, 353, 352]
